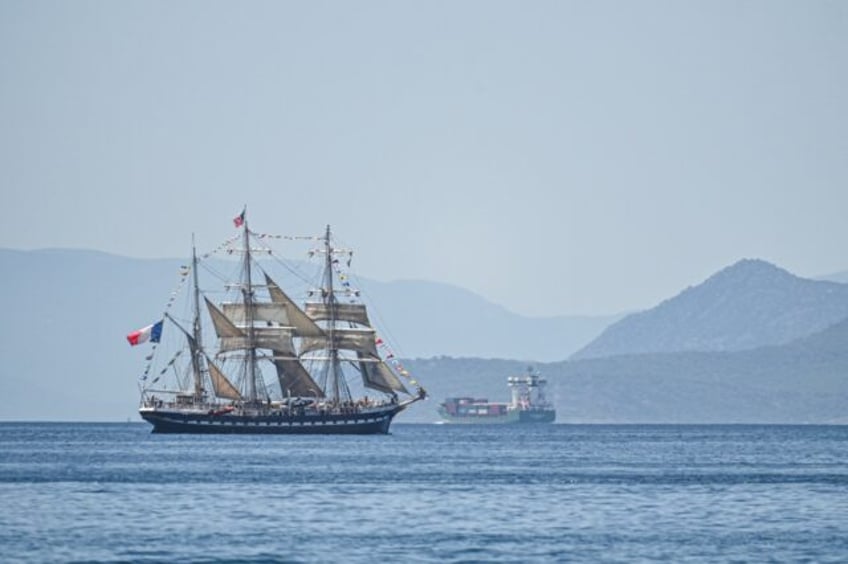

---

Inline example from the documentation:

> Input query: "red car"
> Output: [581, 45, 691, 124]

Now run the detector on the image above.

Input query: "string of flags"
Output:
[132, 230, 241, 384]
[331, 258, 357, 300]
[204, 233, 241, 259]
[255, 233, 322, 242]
[133, 264, 190, 381]
[327, 257, 420, 390]
[375, 336, 419, 388]
[241, 209, 321, 243]
[159, 349, 183, 376]
[133, 211, 251, 385]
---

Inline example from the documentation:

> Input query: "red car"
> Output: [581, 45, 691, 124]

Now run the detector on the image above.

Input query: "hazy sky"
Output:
[2, 1, 846, 316]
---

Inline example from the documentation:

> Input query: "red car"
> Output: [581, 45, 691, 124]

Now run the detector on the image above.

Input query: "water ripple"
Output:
[1, 423, 847, 563]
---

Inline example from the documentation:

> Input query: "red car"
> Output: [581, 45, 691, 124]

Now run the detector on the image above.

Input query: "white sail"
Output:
[209, 298, 298, 353]
[265, 274, 325, 338]
[207, 357, 242, 400]
[205, 297, 244, 339]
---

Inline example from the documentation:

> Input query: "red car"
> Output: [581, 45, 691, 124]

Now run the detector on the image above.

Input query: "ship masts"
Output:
[190, 237, 204, 401]
[323, 225, 351, 403]
[242, 211, 259, 402]
[324, 225, 338, 401]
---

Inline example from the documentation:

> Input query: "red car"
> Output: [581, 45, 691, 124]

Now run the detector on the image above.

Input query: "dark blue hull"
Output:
[140, 406, 402, 435]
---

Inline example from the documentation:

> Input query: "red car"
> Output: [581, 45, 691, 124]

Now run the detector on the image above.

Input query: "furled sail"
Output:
[299, 328, 379, 356]
[206, 357, 242, 400]
[208, 297, 298, 353]
[265, 274, 325, 337]
[304, 303, 371, 326]
[272, 356, 325, 398]
[357, 353, 409, 395]
[219, 326, 297, 353]
[222, 303, 292, 325]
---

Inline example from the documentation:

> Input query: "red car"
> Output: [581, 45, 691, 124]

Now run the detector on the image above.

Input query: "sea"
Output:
[1, 423, 847, 563]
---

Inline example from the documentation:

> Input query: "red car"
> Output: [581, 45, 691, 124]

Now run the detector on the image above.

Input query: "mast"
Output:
[190, 236, 204, 401]
[324, 225, 341, 402]
[298, 226, 407, 401]
[241, 209, 259, 403]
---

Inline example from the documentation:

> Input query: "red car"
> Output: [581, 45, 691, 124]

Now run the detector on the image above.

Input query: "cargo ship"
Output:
[437, 368, 555, 424]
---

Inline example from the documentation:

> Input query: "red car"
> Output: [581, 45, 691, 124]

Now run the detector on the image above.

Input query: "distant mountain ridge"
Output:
[818, 269, 848, 284]
[357, 277, 618, 361]
[404, 316, 848, 423]
[572, 259, 848, 359]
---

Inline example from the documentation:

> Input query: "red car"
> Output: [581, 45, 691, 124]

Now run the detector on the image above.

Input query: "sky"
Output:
[1, 1, 846, 317]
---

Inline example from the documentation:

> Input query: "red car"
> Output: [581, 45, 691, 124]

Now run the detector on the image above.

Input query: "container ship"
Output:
[437, 368, 555, 424]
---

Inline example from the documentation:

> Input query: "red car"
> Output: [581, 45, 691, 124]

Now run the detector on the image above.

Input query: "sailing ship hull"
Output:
[140, 405, 404, 435]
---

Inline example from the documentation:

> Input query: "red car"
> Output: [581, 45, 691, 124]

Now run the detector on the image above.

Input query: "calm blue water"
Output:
[1, 423, 847, 563]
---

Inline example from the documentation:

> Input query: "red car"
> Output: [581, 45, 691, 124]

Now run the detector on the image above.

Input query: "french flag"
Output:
[126, 320, 164, 346]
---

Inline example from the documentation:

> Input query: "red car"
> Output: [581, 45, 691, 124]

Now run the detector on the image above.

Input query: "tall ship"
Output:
[130, 211, 426, 434]
[438, 368, 555, 424]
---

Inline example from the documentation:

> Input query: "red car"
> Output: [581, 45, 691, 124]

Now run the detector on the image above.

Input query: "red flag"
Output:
[233, 209, 245, 228]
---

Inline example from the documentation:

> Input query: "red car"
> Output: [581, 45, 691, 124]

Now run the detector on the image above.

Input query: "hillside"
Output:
[357, 278, 617, 361]
[556, 316, 848, 424]
[403, 317, 848, 423]
[572, 259, 848, 359]
[818, 269, 848, 284]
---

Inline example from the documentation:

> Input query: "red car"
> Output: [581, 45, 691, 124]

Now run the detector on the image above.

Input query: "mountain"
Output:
[403, 316, 848, 423]
[0, 249, 187, 421]
[555, 316, 848, 423]
[356, 278, 618, 361]
[0, 248, 615, 421]
[818, 269, 848, 284]
[572, 259, 848, 360]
